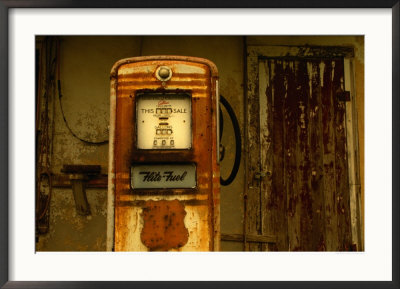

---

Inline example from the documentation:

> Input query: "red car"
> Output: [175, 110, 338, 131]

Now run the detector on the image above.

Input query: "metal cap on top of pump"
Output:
[156, 66, 172, 81]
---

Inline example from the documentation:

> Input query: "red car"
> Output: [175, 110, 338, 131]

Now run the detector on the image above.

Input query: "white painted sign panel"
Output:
[131, 163, 196, 189]
[136, 93, 192, 149]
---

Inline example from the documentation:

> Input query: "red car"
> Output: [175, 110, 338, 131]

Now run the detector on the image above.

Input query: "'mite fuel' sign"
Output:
[136, 93, 192, 150]
[131, 163, 196, 189]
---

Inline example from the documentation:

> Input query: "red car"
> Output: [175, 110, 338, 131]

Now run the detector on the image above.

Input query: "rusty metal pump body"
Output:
[108, 56, 220, 251]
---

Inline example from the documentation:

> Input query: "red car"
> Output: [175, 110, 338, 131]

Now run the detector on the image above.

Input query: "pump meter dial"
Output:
[136, 93, 192, 149]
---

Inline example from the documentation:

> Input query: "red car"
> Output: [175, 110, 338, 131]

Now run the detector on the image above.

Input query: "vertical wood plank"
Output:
[269, 60, 288, 251]
[259, 60, 273, 251]
[296, 61, 313, 251]
[344, 58, 361, 250]
[284, 60, 301, 251]
[309, 61, 326, 250]
[332, 59, 352, 250]
[246, 54, 262, 251]
[348, 58, 363, 250]
[321, 60, 339, 250]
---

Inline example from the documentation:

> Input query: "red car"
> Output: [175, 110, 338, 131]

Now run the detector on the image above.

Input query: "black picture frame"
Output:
[0, 1, 399, 289]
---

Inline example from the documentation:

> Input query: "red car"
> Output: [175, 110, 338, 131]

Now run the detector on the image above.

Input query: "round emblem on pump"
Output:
[156, 66, 172, 82]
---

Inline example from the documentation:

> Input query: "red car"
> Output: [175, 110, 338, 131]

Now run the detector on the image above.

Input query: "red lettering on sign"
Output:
[158, 100, 169, 106]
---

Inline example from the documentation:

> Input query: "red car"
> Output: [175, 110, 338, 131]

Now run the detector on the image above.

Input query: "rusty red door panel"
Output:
[254, 58, 352, 251]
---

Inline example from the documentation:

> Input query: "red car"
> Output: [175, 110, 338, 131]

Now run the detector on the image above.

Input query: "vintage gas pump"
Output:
[107, 56, 220, 251]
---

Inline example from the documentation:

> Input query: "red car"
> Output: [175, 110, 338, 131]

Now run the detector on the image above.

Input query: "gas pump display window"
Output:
[136, 93, 192, 149]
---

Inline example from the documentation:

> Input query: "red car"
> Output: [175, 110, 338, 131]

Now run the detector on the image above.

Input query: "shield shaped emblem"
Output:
[140, 199, 189, 251]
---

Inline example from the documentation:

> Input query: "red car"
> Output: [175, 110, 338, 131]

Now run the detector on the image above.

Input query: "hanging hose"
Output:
[219, 95, 241, 186]
[58, 85, 109, 145]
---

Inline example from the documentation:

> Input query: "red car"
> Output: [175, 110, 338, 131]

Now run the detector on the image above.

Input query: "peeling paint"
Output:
[319, 62, 325, 88]
[251, 56, 353, 251]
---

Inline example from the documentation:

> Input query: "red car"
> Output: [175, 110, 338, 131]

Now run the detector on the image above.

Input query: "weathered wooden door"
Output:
[246, 46, 361, 251]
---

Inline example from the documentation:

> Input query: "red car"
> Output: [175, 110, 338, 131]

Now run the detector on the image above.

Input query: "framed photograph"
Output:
[1, 1, 398, 288]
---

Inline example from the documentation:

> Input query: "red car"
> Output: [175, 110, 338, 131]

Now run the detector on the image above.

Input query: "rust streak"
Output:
[118, 72, 208, 80]
[117, 199, 209, 207]
[270, 59, 288, 251]
[309, 60, 326, 251]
